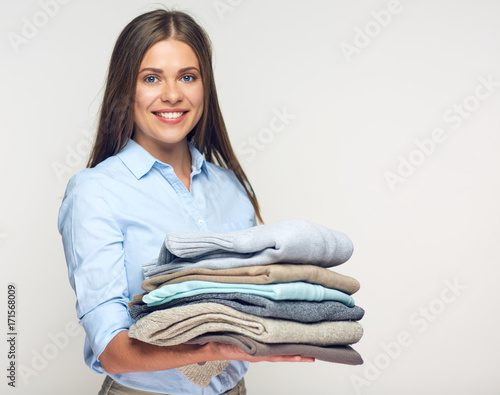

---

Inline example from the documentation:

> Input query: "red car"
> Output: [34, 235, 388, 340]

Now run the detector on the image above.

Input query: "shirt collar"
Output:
[116, 139, 208, 180]
[188, 141, 208, 176]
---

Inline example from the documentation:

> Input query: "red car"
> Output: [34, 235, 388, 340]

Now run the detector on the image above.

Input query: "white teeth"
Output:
[155, 111, 184, 119]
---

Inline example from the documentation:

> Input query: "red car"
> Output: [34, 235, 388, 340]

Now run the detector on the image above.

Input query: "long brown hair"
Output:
[87, 9, 262, 223]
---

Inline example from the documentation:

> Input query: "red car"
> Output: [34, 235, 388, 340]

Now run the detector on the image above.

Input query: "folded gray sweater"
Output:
[144, 219, 354, 276]
[128, 302, 363, 347]
[186, 333, 363, 365]
[130, 293, 365, 323]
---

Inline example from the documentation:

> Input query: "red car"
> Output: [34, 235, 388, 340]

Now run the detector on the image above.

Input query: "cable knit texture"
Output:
[128, 302, 363, 346]
[130, 293, 365, 322]
[176, 360, 230, 389]
[144, 219, 354, 276]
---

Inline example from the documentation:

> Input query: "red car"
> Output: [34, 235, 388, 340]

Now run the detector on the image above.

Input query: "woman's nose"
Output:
[160, 80, 182, 103]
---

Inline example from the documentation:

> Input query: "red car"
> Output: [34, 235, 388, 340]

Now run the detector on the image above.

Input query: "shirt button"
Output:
[220, 371, 227, 377]
[197, 220, 205, 226]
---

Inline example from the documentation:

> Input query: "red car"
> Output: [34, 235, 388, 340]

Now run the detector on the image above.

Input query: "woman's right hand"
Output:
[100, 332, 314, 375]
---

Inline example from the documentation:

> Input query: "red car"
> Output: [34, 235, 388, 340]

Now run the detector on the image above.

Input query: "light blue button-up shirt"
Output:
[58, 139, 255, 394]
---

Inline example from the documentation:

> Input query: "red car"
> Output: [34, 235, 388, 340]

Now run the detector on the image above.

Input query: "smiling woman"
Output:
[133, 39, 205, 188]
[85, 9, 260, 219]
[57, 8, 313, 395]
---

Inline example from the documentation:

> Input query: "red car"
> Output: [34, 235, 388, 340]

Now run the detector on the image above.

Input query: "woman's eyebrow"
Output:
[139, 67, 164, 74]
[138, 66, 200, 74]
[178, 66, 200, 73]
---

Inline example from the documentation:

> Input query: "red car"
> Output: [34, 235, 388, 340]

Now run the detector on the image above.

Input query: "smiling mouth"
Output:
[153, 111, 186, 119]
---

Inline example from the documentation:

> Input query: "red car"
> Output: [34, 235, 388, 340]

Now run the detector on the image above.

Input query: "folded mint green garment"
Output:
[131, 293, 364, 322]
[142, 281, 355, 307]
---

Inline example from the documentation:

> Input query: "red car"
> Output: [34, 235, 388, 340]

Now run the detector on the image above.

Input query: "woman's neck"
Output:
[133, 136, 193, 191]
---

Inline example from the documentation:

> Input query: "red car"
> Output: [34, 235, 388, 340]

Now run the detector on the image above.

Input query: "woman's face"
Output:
[133, 39, 204, 154]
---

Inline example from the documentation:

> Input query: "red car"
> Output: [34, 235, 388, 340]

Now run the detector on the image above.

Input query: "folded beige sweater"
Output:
[128, 302, 363, 347]
[176, 360, 229, 389]
[141, 264, 360, 294]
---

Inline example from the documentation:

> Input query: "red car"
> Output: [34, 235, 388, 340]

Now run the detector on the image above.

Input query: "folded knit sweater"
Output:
[130, 292, 365, 323]
[144, 219, 354, 276]
[141, 281, 355, 307]
[141, 264, 360, 294]
[186, 333, 363, 365]
[128, 302, 364, 347]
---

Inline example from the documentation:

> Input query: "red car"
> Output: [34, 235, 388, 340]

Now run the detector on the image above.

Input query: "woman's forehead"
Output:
[139, 39, 200, 72]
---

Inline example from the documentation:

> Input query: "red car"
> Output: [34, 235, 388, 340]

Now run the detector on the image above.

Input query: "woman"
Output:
[58, 9, 312, 395]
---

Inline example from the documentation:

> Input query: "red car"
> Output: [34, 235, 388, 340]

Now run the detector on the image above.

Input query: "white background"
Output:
[1, 0, 499, 394]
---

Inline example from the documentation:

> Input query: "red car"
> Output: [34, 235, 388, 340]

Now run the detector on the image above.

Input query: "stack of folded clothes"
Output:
[128, 219, 364, 388]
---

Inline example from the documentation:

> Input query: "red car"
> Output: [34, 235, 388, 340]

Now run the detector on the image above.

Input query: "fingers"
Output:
[254, 355, 315, 363]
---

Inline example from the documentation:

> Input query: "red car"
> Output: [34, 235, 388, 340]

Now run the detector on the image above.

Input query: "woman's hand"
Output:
[99, 332, 314, 375]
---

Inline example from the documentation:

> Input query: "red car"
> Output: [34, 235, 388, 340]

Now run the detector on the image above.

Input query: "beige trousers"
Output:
[98, 375, 246, 395]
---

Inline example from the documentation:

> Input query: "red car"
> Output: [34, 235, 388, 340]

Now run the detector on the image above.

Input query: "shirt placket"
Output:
[159, 165, 208, 231]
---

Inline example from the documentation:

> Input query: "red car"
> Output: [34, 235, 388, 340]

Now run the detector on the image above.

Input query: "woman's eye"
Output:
[182, 75, 196, 82]
[145, 76, 158, 83]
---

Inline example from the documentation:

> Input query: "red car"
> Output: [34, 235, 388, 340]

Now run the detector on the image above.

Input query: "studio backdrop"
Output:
[1, 0, 499, 394]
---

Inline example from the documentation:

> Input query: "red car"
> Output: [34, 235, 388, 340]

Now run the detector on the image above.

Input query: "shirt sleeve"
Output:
[58, 171, 134, 373]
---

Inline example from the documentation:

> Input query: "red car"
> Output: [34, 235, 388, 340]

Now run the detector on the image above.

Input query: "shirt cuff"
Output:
[79, 299, 134, 373]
